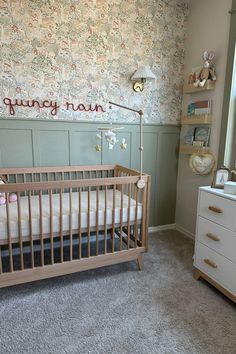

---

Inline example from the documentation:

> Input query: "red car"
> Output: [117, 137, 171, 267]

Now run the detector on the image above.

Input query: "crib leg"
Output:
[137, 254, 144, 271]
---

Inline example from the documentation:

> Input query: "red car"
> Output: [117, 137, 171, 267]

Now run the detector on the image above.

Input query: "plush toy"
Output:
[9, 193, 17, 202]
[105, 130, 119, 150]
[0, 175, 17, 205]
[0, 177, 6, 205]
[194, 50, 216, 87]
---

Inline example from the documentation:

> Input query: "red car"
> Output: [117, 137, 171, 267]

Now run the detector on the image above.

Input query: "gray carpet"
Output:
[0, 230, 235, 354]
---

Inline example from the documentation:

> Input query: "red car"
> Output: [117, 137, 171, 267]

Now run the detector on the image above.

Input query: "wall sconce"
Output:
[131, 66, 156, 92]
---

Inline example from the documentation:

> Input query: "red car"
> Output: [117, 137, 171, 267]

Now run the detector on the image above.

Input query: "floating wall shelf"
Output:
[181, 114, 212, 125]
[183, 80, 215, 94]
[179, 145, 211, 154]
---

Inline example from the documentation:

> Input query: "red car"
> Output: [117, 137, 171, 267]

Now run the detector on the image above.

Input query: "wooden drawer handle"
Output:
[208, 206, 223, 214]
[204, 258, 218, 269]
[206, 233, 220, 242]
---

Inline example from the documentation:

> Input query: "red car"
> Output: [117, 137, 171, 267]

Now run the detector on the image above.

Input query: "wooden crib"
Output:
[0, 165, 150, 288]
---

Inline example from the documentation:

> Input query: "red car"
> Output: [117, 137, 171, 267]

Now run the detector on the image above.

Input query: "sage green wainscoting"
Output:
[0, 119, 180, 226]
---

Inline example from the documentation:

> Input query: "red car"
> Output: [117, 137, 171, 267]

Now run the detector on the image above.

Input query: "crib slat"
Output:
[28, 191, 34, 268]
[120, 184, 124, 251]
[101, 170, 104, 189]
[104, 185, 107, 254]
[112, 185, 116, 253]
[127, 184, 131, 250]
[132, 181, 136, 198]
[87, 187, 90, 257]
[49, 189, 54, 264]
[47, 173, 50, 194]
[60, 189, 63, 262]
[54, 172, 57, 193]
[141, 186, 147, 246]
[17, 191, 24, 270]
[96, 187, 99, 256]
[23, 174, 26, 196]
[69, 188, 73, 261]
[31, 173, 34, 195]
[78, 187, 82, 259]
[82, 171, 85, 191]
[39, 191, 44, 266]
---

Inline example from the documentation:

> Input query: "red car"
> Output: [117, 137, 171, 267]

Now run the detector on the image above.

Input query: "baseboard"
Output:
[175, 224, 195, 240]
[149, 223, 195, 240]
[148, 224, 176, 233]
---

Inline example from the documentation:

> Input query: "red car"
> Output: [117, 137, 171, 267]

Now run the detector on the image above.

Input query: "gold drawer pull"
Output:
[204, 258, 218, 268]
[206, 233, 220, 242]
[208, 206, 223, 214]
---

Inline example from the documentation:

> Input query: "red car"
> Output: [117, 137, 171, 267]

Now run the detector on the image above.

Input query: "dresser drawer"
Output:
[197, 216, 236, 263]
[194, 242, 236, 295]
[199, 190, 236, 231]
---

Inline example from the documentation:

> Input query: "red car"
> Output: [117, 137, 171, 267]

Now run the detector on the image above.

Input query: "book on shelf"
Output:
[184, 135, 194, 145]
[193, 126, 211, 147]
[187, 100, 212, 116]
[184, 125, 211, 147]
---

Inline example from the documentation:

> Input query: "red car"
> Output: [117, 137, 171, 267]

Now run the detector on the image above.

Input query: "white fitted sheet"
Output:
[0, 190, 142, 241]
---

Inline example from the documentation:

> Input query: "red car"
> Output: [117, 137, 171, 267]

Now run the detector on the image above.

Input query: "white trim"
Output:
[148, 223, 195, 241]
[175, 224, 195, 240]
[148, 224, 176, 233]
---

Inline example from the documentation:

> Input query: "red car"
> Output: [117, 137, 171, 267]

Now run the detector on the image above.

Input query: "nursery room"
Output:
[0, 0, 236, 353]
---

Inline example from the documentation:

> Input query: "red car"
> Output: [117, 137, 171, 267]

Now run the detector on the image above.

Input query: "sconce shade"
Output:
[131, 66, 156, 81]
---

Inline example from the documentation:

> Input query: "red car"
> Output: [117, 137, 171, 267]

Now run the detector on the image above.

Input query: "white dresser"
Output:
[194, 186, 236, 303]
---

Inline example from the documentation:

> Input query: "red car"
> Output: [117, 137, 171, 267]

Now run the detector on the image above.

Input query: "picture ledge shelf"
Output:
[179, 145, 211, 154]
[181, 114, 212, 125]
[183, 80, 215, 94]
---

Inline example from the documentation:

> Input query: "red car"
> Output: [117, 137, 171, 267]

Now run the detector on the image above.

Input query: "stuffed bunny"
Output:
[194, 51, 216, 87]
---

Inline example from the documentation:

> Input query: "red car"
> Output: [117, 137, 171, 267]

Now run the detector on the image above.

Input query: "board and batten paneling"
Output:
[102, 132, 131, 166]
[38, 130, 70, 166]
[70, 131, 102, 166]
[0, 118, 180, 226]
[157, 132, 180, 225]
[0, 128, 34, 167]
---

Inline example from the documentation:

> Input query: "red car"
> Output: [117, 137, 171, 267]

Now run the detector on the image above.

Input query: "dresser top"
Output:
[200, 186, 236, 201]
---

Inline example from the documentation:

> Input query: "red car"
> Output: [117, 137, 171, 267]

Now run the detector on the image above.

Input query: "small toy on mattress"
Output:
[0, 175, 17, 205]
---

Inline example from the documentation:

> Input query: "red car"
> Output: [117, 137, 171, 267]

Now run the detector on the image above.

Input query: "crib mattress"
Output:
[0, 190, 142, 241]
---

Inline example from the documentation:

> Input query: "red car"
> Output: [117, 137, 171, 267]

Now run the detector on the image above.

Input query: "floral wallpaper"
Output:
[0, 0, 189, 123]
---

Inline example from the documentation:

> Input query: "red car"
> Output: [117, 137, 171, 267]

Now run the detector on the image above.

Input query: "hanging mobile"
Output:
[109, 101, 145, 189]
[97, 125, 124, 150]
